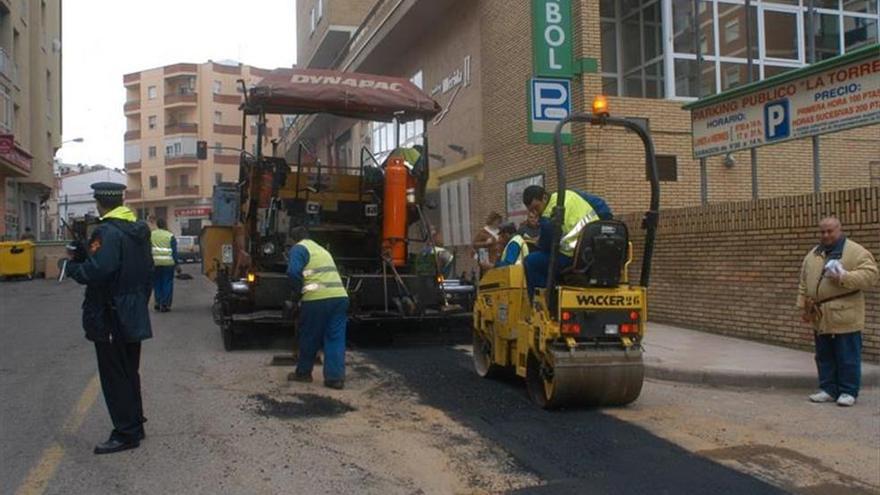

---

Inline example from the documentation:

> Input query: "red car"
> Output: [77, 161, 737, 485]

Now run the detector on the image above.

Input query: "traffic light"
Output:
[196, 140, 208, 160]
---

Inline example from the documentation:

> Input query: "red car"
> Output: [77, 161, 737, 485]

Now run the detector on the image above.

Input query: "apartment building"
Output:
[0, 0, 62, 240]
[288, 0, 878, 264]
[122, 60, 284, 236]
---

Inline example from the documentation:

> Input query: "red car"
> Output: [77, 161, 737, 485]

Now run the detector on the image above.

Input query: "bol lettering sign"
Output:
[532, 0, 573, 77]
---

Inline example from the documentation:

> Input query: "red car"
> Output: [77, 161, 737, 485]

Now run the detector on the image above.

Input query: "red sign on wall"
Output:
[174, 207, 212, 217]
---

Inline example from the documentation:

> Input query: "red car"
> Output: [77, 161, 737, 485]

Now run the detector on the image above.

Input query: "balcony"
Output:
[165, 92, 197, 107]
[164, 63, 198, 77]
[0, 47, 17, 84]
[214, 154, 240, 165]
[125, 161, 142, 171]
[165, 185, 200, 197]
[124, 130, 141, 141]
[123, 72, 141, 86]
[165, 155, 199, 167]
[213, 124, 241, 135]
[125, 189, 142, 200]
[307, 25, 358, 69]
[212, 93, 241, 105]
[123, 100, 141, 114]
[164, 122, 198, 135]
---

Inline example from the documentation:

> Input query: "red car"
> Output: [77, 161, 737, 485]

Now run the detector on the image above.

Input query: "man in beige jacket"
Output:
[797, 217, 878, 406]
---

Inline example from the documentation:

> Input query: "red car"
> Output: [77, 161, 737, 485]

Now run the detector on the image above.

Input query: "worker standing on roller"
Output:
[521, 185, 612, 295]
[286, 227, 349, 390]
[495, 222, 529, 267]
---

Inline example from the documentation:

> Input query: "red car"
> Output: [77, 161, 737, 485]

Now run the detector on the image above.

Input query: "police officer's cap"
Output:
[91, 182, 126, 199]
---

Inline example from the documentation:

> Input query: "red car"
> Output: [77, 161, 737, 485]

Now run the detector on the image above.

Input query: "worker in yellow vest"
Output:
[521, 185, 612, 296]
[495, 222, 529, 267]
[286, 227, 349, 390]
[150, 218, 178, 312]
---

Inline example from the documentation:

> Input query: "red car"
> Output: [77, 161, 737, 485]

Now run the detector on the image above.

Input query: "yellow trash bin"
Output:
[0, 240, 36, 279]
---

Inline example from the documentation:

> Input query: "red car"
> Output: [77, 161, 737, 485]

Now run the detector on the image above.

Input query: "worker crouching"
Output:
[286, 227, 349, 390]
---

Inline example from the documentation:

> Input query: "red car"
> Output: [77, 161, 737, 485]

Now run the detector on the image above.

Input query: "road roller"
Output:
[472, 100, 660, 409]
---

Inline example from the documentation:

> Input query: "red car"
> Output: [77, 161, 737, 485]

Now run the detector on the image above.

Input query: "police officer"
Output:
[66, 182, 153, 454]
[150, 217, 178, 312]
[286, 227, 349, 389]
[521, 185, 612, 295]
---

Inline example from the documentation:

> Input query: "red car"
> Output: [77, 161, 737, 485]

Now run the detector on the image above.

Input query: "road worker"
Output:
[521, 185, 612, 295]
[495, 222, 529, 268]
[286, 227, 349, 390]
[150, 217, 179, 312]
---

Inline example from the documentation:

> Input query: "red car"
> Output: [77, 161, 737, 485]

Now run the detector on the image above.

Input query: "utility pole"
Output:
[746, 0, 758, 200]
[694, 0, 708, 205]
[807, 0, 821, 194]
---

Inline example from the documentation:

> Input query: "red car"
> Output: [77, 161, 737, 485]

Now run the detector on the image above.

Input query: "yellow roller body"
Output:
[473, 243, 647, 409]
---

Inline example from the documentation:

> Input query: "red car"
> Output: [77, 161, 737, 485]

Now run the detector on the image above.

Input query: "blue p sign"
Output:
[528, 77, 572, 144]
[764, 99, 790, 141]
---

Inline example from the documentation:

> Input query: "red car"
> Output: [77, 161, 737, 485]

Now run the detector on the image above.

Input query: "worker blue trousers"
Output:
[524, 251, 572, 298]
[152, 266, 175, 308]
[296, 297, 349, 382]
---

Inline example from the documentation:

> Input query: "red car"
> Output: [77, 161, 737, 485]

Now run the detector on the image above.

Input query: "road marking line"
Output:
[15, 374, 100, 495]
[62, 374, 100, 434]
[14, 443, 64, 495]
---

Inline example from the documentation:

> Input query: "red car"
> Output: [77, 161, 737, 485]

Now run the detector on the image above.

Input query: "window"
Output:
[844, 16, 878, 51]
[214, 111, 222, 124]
[317, 0, 323, 21]
[648, 155, 678, 181]
[180, 174, 189, 187]
[440, 177, 473, 247]
[215, 173, 223, 185]
[148, 146, 157, 158]
[335, 131, 352, 169]
[147, 86, 157, 100]
[370, 71, 425, 161]
[309, 8, 316, 33]
[213, 80, 222, 94]
[601, 0, 665, 98]
[149, 176, 158, 189]
[214, 142, 223, 154]
[764, 11, 799, 61]
[724, 18, 740, 44]
[148, 115, 157, 129]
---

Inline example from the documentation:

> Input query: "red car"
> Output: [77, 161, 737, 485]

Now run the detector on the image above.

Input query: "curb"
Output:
[644, 358, 880, 390]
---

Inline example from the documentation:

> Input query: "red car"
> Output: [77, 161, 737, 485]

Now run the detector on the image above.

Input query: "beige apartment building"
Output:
[286, 0, 879, 274]
[123, 61, 284, 236]
[0, 0, 62, 240]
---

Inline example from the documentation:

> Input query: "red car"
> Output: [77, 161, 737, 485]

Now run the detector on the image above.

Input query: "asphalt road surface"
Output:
[2, 266, 877, 494]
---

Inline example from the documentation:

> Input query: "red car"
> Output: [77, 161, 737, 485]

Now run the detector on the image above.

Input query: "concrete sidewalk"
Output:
[643, 323, 880, 390]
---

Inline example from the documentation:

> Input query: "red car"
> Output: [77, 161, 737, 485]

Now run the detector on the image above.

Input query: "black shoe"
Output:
[153, 304, 160, 311]
[136, 429, 146, 441]
[289, 372, 313, 383]
[94, 438, 139, 455]
[324, 380, 344, 390]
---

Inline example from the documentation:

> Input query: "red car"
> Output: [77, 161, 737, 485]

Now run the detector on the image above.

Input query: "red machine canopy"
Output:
[245, 68, 441, 122]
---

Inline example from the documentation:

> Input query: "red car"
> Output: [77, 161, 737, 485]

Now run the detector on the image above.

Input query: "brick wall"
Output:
[621, 187, 880, 361]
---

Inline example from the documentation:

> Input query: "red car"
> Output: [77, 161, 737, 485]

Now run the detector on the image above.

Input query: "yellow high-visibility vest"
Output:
[298, 239, 348, 301]
[542, 191, 600, 257]
[501, 234, 529, 265]
[150, 229, 175, 266]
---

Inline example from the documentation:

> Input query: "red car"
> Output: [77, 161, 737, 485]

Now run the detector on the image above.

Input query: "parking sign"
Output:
[528, 77, 572, 144]
[764, 99, 790, 141]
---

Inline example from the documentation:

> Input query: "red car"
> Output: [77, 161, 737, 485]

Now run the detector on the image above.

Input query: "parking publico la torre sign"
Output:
[685, 45, 880, 159]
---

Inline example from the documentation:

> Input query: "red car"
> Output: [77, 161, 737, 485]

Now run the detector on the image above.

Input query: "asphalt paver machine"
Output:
[204, 68, 473, 350]
[472, 98, 660, 408]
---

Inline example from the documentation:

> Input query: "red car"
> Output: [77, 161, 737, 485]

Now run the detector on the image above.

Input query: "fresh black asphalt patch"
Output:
[250, 393, 356, 419]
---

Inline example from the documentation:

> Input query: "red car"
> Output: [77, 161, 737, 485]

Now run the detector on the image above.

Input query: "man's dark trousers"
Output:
[815, 331, 862, 398]
[95, 339, 145, 441]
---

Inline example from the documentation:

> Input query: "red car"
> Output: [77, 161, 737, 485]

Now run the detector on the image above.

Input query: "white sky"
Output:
[56, 0, 297, 169]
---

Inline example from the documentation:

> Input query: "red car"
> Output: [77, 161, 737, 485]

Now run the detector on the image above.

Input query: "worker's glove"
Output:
[66, 240, 86, 262]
